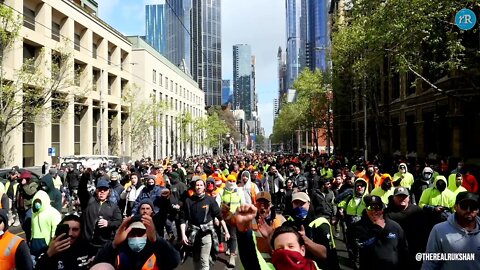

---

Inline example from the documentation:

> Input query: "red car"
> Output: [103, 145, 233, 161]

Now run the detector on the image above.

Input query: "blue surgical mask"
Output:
[128, 237, 147, 252]
[293, 206, 308, 220]
[33, 202, 42, 212]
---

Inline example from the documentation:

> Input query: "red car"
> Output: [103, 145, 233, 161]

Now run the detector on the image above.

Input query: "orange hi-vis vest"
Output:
[116, 253, 158, 270]
[0, 231, 24, 270]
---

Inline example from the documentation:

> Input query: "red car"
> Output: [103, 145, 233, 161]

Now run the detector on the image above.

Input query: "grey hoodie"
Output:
[423, 213, 480, 270]
[240, 171, 259, 205]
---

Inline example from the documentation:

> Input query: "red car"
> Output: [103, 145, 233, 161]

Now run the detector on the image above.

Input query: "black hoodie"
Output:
[40, 174, 62, 212]
[352, 211, 408, 270]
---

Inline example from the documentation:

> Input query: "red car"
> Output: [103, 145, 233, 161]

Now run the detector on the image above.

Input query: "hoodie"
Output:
[418, 176, 456, 211]
[338, 178, 368, 221]
[40, 174, 62, 212]
[423, 214, 480, 270]
[393, 163, 414, 189]
[239, 171, 259, 205]
[370, 174, 394, 204]
[31, 190, 62, 257]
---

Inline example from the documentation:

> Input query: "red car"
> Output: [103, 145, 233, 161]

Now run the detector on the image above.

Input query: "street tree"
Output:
[123, 85, 169, 159]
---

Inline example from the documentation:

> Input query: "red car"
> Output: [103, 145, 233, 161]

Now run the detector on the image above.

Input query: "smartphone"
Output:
[131, 213, 143, 222]
[55, 224, 70, 239]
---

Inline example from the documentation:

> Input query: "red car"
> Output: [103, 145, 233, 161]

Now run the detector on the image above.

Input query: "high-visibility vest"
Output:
[0, 231, 24, 270]
[116, 253, 159, 270]
[309, 217, 336, 249]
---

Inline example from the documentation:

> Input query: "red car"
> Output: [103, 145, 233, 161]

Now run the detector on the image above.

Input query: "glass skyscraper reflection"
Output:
[145, 5, 166, 54]
[233, 44, 253, 119]
[192, 0, 222, 106]
[286, 0, 307, 89]
[306, 0, 329, 71]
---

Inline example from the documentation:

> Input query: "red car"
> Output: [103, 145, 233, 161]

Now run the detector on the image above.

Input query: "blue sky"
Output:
[96, 0, 286, 136]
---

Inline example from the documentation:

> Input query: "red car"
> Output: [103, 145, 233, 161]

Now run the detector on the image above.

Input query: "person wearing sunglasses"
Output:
[351, 195, 408, 270]
[423, 192, 480, 270]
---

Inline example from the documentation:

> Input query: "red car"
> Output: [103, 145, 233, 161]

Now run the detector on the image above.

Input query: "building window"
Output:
[74, 113, 81, 155]
[170, 80, 173, 92]
[159, 73, 163, 86]
[52, 22, 60, 41]
[93, 108, 99, 153]
[23, 7, 35, 30]
[74, 34, 81, 51]
[93, 43, 98, 59]
[175, 83, 178, 95]
[153, 69, 156, 83]
[23, 122, 35, 167]
[165, 77, 169, 90]
[108, 51, 112, 65]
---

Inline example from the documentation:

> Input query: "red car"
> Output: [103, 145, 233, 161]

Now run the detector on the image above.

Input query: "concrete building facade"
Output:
[1, 0, 206, 168]
[127, 36, 206, 160]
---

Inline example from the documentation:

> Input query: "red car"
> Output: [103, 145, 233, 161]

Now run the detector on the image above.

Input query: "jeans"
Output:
[192, 233, 213, 270]
[226, 224, 237, 254]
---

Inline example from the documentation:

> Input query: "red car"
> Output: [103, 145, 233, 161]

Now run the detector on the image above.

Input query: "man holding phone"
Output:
[36, 215, 96, 270]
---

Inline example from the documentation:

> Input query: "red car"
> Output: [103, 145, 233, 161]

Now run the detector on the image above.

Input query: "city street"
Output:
[8, 224, 353, 270]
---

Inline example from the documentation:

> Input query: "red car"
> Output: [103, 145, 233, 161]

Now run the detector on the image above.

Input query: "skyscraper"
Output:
[233, 44, 253, 120]
[306, 0, 329, 71]
[145, 1, 191, 73]
[286, 0, 308, 89]
[221, 80, 232, 105]
[274, 98, 279, 120]
[164, 0, 192, 72]
[145, 5, 166, 54]
[192, 0, 222, 106]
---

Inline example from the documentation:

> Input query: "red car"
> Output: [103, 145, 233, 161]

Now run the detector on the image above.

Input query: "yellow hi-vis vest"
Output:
[309, 217, 336, 249]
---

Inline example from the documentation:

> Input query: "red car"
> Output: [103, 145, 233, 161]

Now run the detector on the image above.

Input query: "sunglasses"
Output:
[97, 188, 109, 192]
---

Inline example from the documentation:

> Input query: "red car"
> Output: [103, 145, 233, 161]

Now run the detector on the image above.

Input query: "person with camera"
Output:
[92, 214, 180, 270]
[35, 214, 96, 270]
[78, 173, 122, 253]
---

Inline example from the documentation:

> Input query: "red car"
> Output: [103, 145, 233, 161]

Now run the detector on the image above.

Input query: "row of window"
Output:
[152, 69, 202, 105]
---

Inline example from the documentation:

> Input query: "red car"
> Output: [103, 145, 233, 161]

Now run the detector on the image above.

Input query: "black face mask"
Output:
[436, 181, 446, 192]
[381, 181, 392, 190]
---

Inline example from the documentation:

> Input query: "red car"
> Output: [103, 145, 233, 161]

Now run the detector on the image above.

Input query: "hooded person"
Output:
[370, 174, 394, 204]
[0, 182, 9, 210]
[239, 171, 260, 205]
[447, 172, 468, 195]
[40, 174, 62, 212]
[132, 176, 163, 215]
[338, 178, 368, 226]
[30, 190, 62, 258]
[411, 167, 434, 205]
[392, 163, 414, 189]
[418, 175, 456, 225]
[0, 209, 33, 270]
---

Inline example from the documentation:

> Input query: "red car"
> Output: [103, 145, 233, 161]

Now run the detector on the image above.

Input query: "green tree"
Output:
[123, 85, 168, 158]
[194, 112, 229, 152]
[0, 5, 79, 167]
[177, 111, 193, 158]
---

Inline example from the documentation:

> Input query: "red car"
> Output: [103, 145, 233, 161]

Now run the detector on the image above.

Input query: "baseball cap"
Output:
[292, 192, 310, 203]
[393, 187, 409, 197]
[364, 195, 385, 209]
[96, 180, 109, 189]
[128, 221, 146, 230]
[191, 176, 203, 182]
[256, 191, 271, 202]
[455, 192, 480, 205]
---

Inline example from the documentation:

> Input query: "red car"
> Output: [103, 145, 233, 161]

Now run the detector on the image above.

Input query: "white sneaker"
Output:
[225, 249, 230, 256]
[228, 254, 236, 268]
[12, 219, 20, 227]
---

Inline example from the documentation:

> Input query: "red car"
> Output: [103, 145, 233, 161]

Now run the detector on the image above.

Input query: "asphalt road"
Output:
[9, 225, 353, 270]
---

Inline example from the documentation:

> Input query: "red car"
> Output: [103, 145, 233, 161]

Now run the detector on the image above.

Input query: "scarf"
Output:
[271, 249, 317, 270]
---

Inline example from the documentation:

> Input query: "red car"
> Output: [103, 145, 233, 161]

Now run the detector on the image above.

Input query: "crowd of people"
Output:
[0, 152, 479, 270]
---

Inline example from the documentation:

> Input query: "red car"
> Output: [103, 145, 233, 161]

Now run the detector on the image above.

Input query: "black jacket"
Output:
[40, 174, 62, 212]
[311, 189, 335, 218]
[179, 194, 222, 226]
[353, 212, 409, 270]
[78, 173, 122, 248]
[66, 170, 80, 189]
[35, 238, 95, 270]
[385, 203, 429, 268]
[294, 174, 308, 192]
[93, 239, 180, 270]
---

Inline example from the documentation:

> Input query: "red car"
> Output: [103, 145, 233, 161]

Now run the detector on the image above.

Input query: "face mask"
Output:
[436, 181, 446, 192]
[128, 237, 147, 252]
[226, 181, 236, 190]
[399, 166, 406, 174]
[423, 173, 432, 181]
[0, 230, 4, 237]
[33, 202, 42, 212]
[271, 249, 316, 270]
[41, 184, 48, 191]
[215, 180, 222, 187]
[381, 181, 392, 191]
[293, 206, 308, 220]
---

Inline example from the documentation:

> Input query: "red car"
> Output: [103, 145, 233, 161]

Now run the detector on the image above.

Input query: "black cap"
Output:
[456, 192, 480, 205]
[364, 195, 385, 209]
